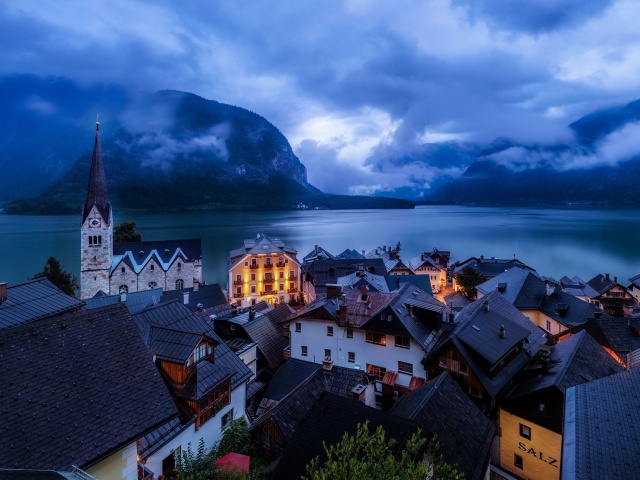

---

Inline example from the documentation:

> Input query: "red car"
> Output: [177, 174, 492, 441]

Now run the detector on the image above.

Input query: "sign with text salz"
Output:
[518, 441, 559, 468]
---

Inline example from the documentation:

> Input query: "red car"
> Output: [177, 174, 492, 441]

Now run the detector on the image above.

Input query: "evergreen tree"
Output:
[114, 221, 142, 243]
[31, 256, 79, 296]
[454, 265, 485, 300]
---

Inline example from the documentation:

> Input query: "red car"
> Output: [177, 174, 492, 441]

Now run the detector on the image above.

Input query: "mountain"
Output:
[426, 99, 640, 206]
[1, 76, 412, 213]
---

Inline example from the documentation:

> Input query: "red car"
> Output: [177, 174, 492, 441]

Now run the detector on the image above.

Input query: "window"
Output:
[97, 236, 102, 245]
[348, 352, 355, 362]
[295, 322, 301, 332]
[236, 287, 241, 295]
[89, 236, 92, 245]
[289, 282, 295, 291]
[519, 424, 531, 440]
[121, 266, 125, 273]
[251, 258, 257, 266]
[119, 285, 128, 294]
[514, 454, 523, 470]
[193, 344, 207, 363]
[366, 364, 387, 382]
[289, 270, 295, 278]
[265, 273, 273, 280]
[244, 261, 249, 266]
[150, 264, 155, 271]
[324, 349, 331, 359]
[148, 281, 157, 289]
[251, 285, 256, 294]
[301, 345, 308, 356]
[279, 283, 284, 291]
[162, 447, 180, 475]
[398, 361, 414, 375]
[251, 273, 256, 281]
[366, 331, 386, 345]
[346, 328, 353, 338]
[221, 409, 234, 429]
[177, 262, 182, 269]
[395, 336, 410, 348]
[546, 320, 552, 331]
[265, 258, 272, 266]
[279, 271, 284, 279]
[459, 363, 468, 374]
[236, 274, 242, 281]
[175, 279, 184, 290]
[327, 326, 334, 336]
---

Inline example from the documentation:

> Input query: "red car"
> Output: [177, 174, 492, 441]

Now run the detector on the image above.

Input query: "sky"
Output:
[3, 0, 640, 195]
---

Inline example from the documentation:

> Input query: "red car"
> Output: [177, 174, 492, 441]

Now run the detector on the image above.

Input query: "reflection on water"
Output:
[1, 206, 640, 288]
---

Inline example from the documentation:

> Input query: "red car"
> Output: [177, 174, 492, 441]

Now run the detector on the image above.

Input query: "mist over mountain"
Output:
[1, 75, 411, 213]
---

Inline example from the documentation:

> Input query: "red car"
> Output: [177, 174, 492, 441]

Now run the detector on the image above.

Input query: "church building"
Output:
[80, 119, 202, 299]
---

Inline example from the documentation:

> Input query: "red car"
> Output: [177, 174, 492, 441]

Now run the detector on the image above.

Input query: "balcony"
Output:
[233, 279, 243, 285]
[288, 274, 297, 280]
[197, 392, 230, 429]
[263, 277, 275, 282]
[283, 346, 291, 359]
[263, 263, 274, 269]
[233, 293, 244, 298]
[276, 261, 286, 267]
[288, 288, 298, 293]
[260, 290, 275, 296]
[249, 264, 259, 269]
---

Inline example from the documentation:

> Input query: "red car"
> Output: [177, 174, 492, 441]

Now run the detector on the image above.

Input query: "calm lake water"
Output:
[1, 206, 640, 289]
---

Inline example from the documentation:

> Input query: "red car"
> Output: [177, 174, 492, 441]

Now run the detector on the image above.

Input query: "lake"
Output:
[1, 206, 640, 289]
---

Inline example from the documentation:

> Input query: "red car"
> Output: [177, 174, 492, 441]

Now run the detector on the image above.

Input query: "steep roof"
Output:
[453, 257, 534, 277]
[585, 273, 619, 297]
[306, 258, 388, 292]
[261, 358, 321, 402]
[407, 252, 445, 272]
[0, 278, 83, 330]
[477, 266, 544, 309]
[243, 307, 291, 371]
[337, 270, 390, 293]
[160, 284, 227, 312]
[302, 245, 335, 263]
[82, 122, 111, 225]
[538, 289, 606, 328]
[112, 239, 202, 275]
[0, 303, 178, 471]
[391, 372, 495, 480]
[562, 367, 640, 479]
[581, 316, 640, 358]
[335, 248, 365, 260]
[82, 288, 163, 313]
[229, 233, 298, 261]
[385, 274, 434, 294]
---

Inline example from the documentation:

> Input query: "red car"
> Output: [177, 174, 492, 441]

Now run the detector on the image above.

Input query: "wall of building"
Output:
[288, 318, 427, 379]
[109, 254, 200, 294]
[81, 206, 113, 299]
[499, 409, 561, 480]
[522, 310, 568, 337]
[86, 442, 137, 480]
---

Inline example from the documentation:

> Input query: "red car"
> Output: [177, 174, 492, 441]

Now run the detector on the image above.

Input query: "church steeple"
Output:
[82, 116, 111, 225]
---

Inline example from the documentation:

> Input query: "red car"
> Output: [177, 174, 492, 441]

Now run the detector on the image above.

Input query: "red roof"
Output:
[214, 452, 250, 475]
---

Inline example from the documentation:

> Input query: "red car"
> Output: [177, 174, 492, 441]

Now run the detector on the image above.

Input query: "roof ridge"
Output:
[553, 330, 586, 387]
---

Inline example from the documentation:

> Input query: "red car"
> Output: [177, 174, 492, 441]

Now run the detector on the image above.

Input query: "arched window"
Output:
[176, 279, 184, 290]
[93, 236, 97, 245]
[148, 281, 157, 289]
[97, 236, 102, 245]
[119, 285, 128, 294]
[89, 236, 93, 245]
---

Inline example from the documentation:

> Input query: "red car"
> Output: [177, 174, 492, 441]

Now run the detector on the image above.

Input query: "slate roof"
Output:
[391, 372, 495, 480]
[477, 267, 544, 309]
[0, 469, 68, 480]
[272, 392, 416, 480]
[302, 245, 335, 264]
[585, 273, 619, 297]
[337, 270, 390, 293]
[629, 273, 640, 289]
[149, 326, 205, 363]
[112, 239, 201, 275]
[228, 233, 298, 265]
[562, 367, 640, 480]
[385, 274, 434, 294]
[160, 284, 227, 313]
[580, 316, 640, 360]
[82, 123, 111, 225]
[305, 258, 387, 294]
[243, 307, 291, 371]
[407, 252, 445, 272]
[335, 248, 365, 260]
[539, 289, 606, 328]
[262, 358, 322, 402]
[443, 290, 471, 311]
[452, 257, 534, 278]
[0, 303, 178, 471]
[0, 278, 84, 330]
[82, 288, 163, 313]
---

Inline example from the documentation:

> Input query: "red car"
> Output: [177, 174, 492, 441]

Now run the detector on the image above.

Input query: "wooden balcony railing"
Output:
[260, 291, 275, 296]
[233, 279, 243, 285]
[263, 263, 274, 269]
[249, 263, 259, 269]
[233, 293, 244, 298]
[288, 288, 297, 293]
[276, 262, 286, 267]
[288, 274, 297, 280]
[263, 277, 274, 282]
[197, 392, 230, 429]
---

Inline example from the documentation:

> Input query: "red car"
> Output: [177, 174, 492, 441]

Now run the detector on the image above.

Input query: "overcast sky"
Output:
[3, 0, 640, 194]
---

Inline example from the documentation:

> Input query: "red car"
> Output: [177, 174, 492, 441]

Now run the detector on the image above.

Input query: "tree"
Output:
[215, 417, 254, 457]
[303, 421, 463, 480]
[454, 265, 485, 300]
[114, 221, 142, 243]
[31, 256, 79, 296]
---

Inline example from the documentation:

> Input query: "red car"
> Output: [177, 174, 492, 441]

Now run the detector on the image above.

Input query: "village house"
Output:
[628, 273, 640, 304]
[583, 273, 635, 317]
[0, 302, 179, 480]
[284, 283, 447, 410]
[497, 331, 622, 480]
[423, 291, 547, 412]
[451, 255, 534, 293]
[407, 248, 450, 293]
[228, 233, 301, 308]
[80, 120, 202, 300]
[131, 300, 252, 477]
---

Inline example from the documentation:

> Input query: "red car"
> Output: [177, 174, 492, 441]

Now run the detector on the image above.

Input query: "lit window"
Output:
[366, 364, 387, 382]
[520, 424, 531, 440]
[251, 273, 256, 281]
[398, 361, 413, 375]
[279, 283, 284, 291]
[348, 352, 355, 363]
[366, 331, 386, 345]
[395, 336, 410, 348]
[301, 346, 308, 356]
[119, 285, 128, 294]
[324, 349, 331, 359]
[327, 326, 334, 336]
[514, 454, 523, 470]
[193, 344, 207, 363]
[346, 328, 353, 338]
[546, 320, 552, 331]
[279, 271, 284, 279]
[175, 279, 184, 290]
[236, 274, 242, 281]
[251, 285, 256, 294]
[295, 322, 301, 332]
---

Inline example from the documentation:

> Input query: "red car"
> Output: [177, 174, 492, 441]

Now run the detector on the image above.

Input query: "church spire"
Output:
[82, 116, 111, 225]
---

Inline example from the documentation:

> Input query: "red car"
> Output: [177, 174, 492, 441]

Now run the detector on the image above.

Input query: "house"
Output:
[302, 258, 387, 302]
[562, 367, 640, 479]
[390, 372, 496, 480]
[301, 244, 335, 266]
[628, 273, 640, 304]
[285, 283, 447, 410]
[0, 303, 179, 479]
[336, 268, 390, 293]
[250, 358, 367, 462]
[584, 273, 635, 317]
[559, 275, 590, 302]
[451, 256, 534, 292]
[0, 278, 83, 330]
[228, 233, 301, 308]
[161, 282, 229, 317]
[366, 245, 412, 276]
[408, 248, 450, 293]
[80, 120, 202, 299]
[498, 331, 622, 480]
[131, 300, 253, 476]
[477, 266, 606, 337]
[335, 248, 365, 260]
[423, 291, 547, 412]
[385, 273, 434, 295]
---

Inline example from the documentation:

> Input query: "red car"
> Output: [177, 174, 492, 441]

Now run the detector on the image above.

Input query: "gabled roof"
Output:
[335, 248, 365, 260]
[385, 274, 434, 294]
[453, 257, 534, 277]
[477, 266, 544, 309]
[272, 392, 416, 480]
[149, 326, 208, 363]
[229, 233, 298, 260]
[629, 273, 640, 289]
[302, 245, 335, 263]
[538, 289, 605, 328]
[82, 122, 111, 225]
[160, 284, 227, 312]
[305, 258, 388, 292]
[0, 278, 84, 330]
[510, 331, 623, 400]
[581, 316, 640, 356]
[407, 253, 444, 272]
[585, 273, 619, 297]
[242, 307, 291, 371]
[391, 372, 495, 480]
[365, 246, 391, 261]
[337, 270, 390, 293]
[112, 239, 201, 275]
[0, 303, 178, 471]
[562, 367, 640, 480]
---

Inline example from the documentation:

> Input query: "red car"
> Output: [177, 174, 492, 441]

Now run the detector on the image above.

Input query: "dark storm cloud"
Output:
[453, 0, 615, 34]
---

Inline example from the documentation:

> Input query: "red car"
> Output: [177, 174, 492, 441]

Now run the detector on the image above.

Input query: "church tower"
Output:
[80, 117, 113, 299]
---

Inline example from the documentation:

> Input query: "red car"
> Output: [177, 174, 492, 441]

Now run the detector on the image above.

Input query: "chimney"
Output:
[483, 300, 490, 312]
[249, 306, 256, 321]
[193, 280, 199, 292]
[326, 284, 342, 298]
[499, 325, 506, 338]
[231, 303, 238, 316]
[480, 255, 485, 263]
[362, 250, 365, 257]
[0, 282, 7, 303]
[183, 292, 189, 304]
[605, 273, 610, 281]
[614, 276, 618, 283]
[339, 294, 348, 323]
[408, 305, 414, 317]
[540, 350, 550, 374]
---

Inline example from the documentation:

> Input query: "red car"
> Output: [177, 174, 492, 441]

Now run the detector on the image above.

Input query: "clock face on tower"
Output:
[89, 219, 101, 228]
